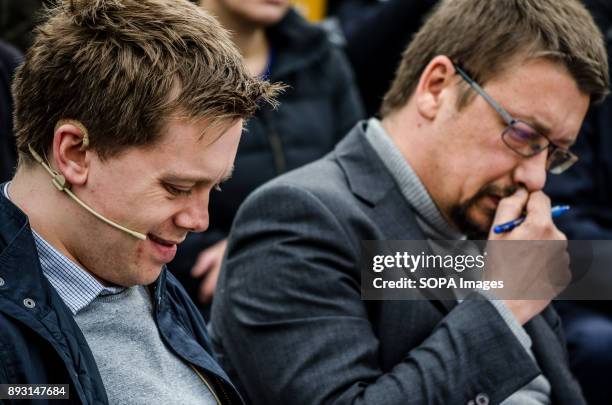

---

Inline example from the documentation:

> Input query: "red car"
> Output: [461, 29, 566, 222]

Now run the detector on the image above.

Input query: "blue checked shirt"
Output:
[3, 183, 124, 315]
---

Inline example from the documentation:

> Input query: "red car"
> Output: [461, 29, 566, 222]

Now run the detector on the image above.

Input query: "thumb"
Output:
[191, 250, 215, 277]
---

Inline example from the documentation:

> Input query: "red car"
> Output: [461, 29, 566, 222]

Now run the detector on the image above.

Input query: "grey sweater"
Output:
[75, 285, 217, 405]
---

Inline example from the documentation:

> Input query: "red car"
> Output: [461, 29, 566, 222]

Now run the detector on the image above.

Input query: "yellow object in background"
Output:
[291, 0, 327, 22]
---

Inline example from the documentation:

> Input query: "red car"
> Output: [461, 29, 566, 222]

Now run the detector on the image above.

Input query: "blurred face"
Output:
[428, 58, 589, 238]
[73, 117, 242, 286]
[213, 0, 291, 26]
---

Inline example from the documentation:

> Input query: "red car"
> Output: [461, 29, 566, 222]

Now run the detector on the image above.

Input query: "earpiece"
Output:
[54, 119, 90, 151]
[28, 121, 147, 241]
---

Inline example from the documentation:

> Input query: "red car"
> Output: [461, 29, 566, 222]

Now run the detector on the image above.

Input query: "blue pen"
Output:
[493, 205, 571, 234]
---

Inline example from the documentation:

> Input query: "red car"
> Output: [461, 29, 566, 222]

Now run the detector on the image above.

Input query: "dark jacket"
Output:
[170, 8, 364, 300]
[0, 188, 243, 404]
[210, 122, 585, 405]
[0, 41, 22, 183]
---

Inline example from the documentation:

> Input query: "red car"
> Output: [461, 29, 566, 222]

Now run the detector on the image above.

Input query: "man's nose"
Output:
[175, 194, 210, 233]
[512, 151, 548, 192]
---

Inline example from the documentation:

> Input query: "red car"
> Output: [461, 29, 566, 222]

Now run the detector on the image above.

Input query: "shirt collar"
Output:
[2, 182, 124, 315]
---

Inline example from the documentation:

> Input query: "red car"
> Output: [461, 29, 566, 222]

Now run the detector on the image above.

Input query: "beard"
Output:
[450, 184, 518, 240]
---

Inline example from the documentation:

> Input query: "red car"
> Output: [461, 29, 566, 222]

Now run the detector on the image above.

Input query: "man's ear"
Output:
[415, 55, 457, 120]
[52, 121, 91, 186]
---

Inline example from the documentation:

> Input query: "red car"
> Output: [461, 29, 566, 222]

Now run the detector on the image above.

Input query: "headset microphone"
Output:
[28, 120, 147, 241]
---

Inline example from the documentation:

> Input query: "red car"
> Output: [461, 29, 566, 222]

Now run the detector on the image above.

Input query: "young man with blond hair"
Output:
[0, 0, 278, 403]
[211, 0, 609, 403]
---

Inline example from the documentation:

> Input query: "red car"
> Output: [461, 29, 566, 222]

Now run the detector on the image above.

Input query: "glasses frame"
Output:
[452, 62, 578, 174]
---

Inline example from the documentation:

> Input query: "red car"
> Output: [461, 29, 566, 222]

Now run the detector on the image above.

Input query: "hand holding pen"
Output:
[493, 205, 570, 234]
[485, 189, 571, 324]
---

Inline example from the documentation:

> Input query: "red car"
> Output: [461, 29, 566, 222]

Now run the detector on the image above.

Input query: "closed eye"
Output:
[510, 127, 538, 142]
[163, 183, 192, 196]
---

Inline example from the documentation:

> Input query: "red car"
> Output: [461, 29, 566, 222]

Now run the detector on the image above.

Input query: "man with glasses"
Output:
[210, 0, 609, 403]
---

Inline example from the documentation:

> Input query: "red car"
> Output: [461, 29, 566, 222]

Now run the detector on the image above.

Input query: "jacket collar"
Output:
[334, 121, 398, 207]
[333, 124, 457, 310]
[0, 185, 168, 315]
[0, 184, 109, 403]
[0, 185, 56, 314]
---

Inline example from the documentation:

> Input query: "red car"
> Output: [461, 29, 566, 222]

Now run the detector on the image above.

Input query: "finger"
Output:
[492, 187, 529, 225]
[200, 264, 222, 303]
[523, 191, 552, 225]
[191, 251, 215, 277]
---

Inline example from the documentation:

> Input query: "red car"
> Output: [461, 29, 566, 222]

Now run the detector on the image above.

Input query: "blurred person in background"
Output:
[326, 0, 437, 115]
[1, 0, 46, 183]
[0, 0, 47, 52]
[0, 40, 21, 182]
[171, 0, 364, 316]
[544, 1, 612, 403]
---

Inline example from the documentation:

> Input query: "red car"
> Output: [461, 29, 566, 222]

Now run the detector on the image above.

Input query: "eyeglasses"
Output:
[453, 62, 578, 174]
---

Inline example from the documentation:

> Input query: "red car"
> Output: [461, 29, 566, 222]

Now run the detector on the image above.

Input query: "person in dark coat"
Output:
[0, 40, 22, 183]
[170, 0, 364, 311]
[0, 0, 278, 403]
[544, 1, 612, 403]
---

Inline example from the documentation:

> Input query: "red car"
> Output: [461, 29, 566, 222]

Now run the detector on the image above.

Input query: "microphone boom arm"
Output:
[28, 144, 147, 240]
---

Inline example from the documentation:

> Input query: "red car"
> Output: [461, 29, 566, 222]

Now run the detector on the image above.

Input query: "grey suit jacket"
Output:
[210, 122, 585, 405]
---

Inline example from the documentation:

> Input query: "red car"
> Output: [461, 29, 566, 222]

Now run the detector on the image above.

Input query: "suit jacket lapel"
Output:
[334, 123, 457, 314]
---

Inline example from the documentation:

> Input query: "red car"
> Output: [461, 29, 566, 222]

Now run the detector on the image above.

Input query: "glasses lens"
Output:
[547, 148, 578, 174]
[502, 121, 548, 157]
[502, 121, 578, 174]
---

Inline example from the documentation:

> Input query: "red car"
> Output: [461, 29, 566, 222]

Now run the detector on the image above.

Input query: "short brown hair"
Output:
[381, 0, 609, 116]
[13, 0, 281, 162]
